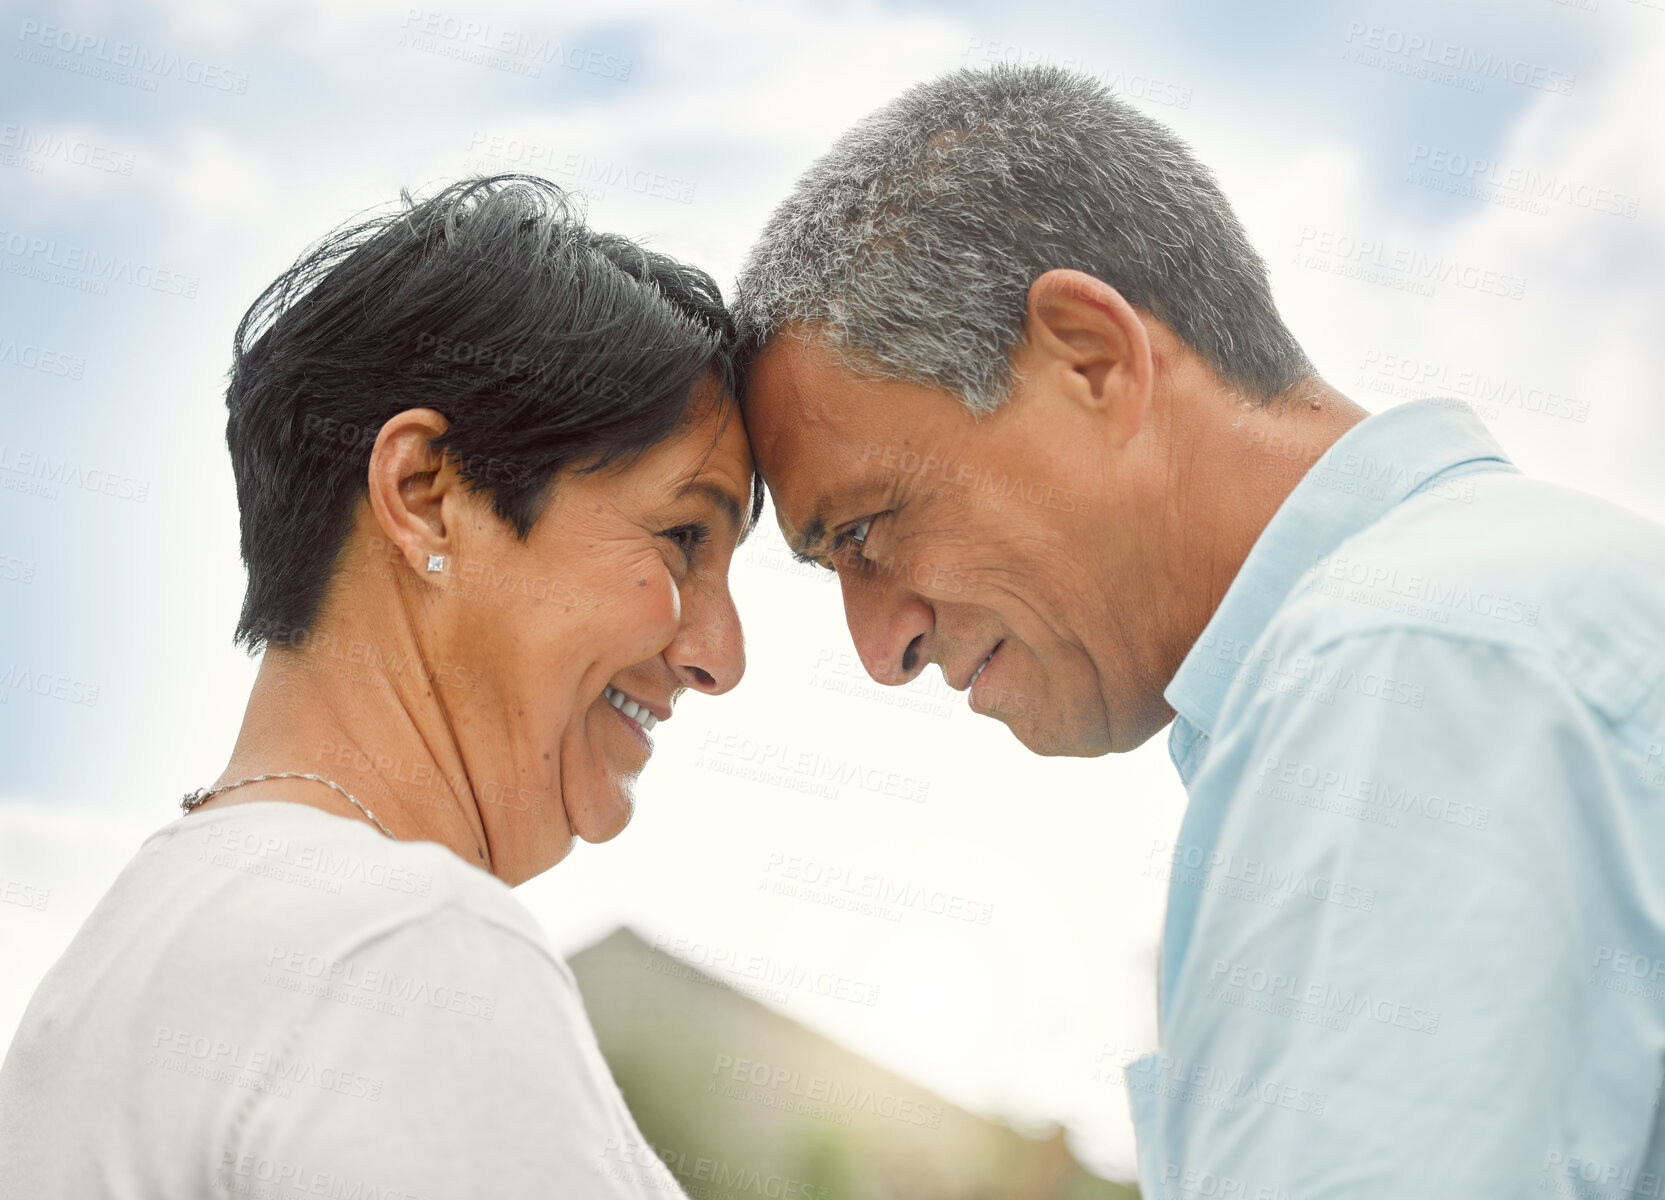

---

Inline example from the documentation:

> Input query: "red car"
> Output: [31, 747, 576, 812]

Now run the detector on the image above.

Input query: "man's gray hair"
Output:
[734, 65, 1312, 415]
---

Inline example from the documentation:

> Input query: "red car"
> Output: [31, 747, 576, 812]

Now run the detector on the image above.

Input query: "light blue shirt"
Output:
[1131, 399, 1665, 1197]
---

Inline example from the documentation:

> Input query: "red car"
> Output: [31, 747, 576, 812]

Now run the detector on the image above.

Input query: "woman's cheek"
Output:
[606, 555, 681, 663]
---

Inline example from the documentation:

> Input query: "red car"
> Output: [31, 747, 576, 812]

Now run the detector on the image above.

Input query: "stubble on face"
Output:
[744, 334, 1147, 757]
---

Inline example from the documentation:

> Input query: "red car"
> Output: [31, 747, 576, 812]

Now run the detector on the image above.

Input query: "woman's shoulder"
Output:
[123, 798, 572, 998]
[15, 799, 584, 1072]
[2, 802, 663, 1200]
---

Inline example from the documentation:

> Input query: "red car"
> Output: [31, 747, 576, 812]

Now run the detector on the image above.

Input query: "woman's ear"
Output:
[1022, 269, 1154, 449]
[365, 408, 455, 574]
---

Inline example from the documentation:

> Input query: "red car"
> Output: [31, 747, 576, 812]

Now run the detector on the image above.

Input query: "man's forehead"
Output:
[746, 332, 962, 551]
[749, 339, 868, 489]
[749, 335, 846, 435]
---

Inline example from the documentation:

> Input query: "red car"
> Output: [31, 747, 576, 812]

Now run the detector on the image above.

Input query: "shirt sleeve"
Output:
[215, 906, 685, 1200]
[1138, 627, 1608, 1198]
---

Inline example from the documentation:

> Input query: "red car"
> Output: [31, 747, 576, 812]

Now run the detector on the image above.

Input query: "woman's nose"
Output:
[666, 581, 745, 695]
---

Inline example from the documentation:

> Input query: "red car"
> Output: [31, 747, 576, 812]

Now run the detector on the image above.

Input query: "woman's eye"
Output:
[663, 523, 711, 559]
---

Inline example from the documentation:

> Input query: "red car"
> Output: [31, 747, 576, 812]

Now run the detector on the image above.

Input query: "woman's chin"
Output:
[573, 785, 637, 844]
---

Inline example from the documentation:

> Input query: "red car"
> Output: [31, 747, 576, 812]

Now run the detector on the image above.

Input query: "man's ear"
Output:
[365, 408, 456, 574]
[1022, 269, 1153, 448]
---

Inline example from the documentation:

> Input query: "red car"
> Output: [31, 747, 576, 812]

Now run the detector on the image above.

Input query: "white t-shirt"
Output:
[0, 800, 685, 1199]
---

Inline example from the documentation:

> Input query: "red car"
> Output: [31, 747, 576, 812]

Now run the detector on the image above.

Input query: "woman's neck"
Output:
[211, 639, 497, 873]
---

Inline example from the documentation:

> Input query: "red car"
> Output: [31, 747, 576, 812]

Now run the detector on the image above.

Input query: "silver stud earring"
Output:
[426, 554, 445, 573]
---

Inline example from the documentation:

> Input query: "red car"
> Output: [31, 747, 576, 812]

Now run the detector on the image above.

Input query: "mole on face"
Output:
[637, 578, 647, 587]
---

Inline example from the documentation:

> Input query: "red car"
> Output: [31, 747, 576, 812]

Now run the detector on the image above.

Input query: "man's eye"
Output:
[830, 517, 874, 562]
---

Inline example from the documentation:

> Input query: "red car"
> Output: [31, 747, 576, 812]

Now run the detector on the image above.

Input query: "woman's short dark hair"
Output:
[226, 173, 755, 654]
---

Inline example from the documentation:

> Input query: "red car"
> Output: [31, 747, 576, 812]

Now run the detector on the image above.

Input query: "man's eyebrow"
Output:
[787, 512, 829, 564]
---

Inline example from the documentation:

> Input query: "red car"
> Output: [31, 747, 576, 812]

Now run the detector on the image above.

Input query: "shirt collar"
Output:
[1162, 400, 1515, 750]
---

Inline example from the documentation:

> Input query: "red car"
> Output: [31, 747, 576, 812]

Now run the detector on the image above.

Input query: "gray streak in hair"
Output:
[734, 64, 1312, 415]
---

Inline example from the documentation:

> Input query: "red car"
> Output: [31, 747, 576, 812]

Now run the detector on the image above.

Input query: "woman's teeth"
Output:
[603, 685, 657, 731]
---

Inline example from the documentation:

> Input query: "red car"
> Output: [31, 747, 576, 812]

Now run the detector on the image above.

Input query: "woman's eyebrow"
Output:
[676, 478, 744, 533]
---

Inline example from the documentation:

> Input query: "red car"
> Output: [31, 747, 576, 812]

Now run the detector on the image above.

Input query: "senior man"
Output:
[734, 65, 1665, 1194]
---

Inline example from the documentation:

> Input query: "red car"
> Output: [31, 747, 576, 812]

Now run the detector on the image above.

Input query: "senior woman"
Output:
[0, 175, 754, 1197]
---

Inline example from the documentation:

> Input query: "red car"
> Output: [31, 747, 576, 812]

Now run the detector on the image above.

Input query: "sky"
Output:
[2, 0, 1662, 1180]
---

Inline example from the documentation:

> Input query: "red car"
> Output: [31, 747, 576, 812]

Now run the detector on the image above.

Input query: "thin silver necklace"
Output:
[181, 773, 394, 839]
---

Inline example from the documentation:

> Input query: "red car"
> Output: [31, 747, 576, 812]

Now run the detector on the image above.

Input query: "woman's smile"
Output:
[601, 682, 669, 752]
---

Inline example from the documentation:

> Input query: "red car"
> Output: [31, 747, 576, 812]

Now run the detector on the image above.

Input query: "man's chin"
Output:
[990, 708, 1117, 759]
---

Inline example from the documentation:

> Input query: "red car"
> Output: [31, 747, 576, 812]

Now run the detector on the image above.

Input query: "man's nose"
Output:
[839, 565, 932, 686]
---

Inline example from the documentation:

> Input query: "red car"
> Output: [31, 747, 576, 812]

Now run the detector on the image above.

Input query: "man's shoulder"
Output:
[1266, 471, 1665, 726]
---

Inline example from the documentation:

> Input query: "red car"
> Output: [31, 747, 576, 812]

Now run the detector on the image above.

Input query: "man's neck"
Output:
[1153, 377, 1370, 721]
